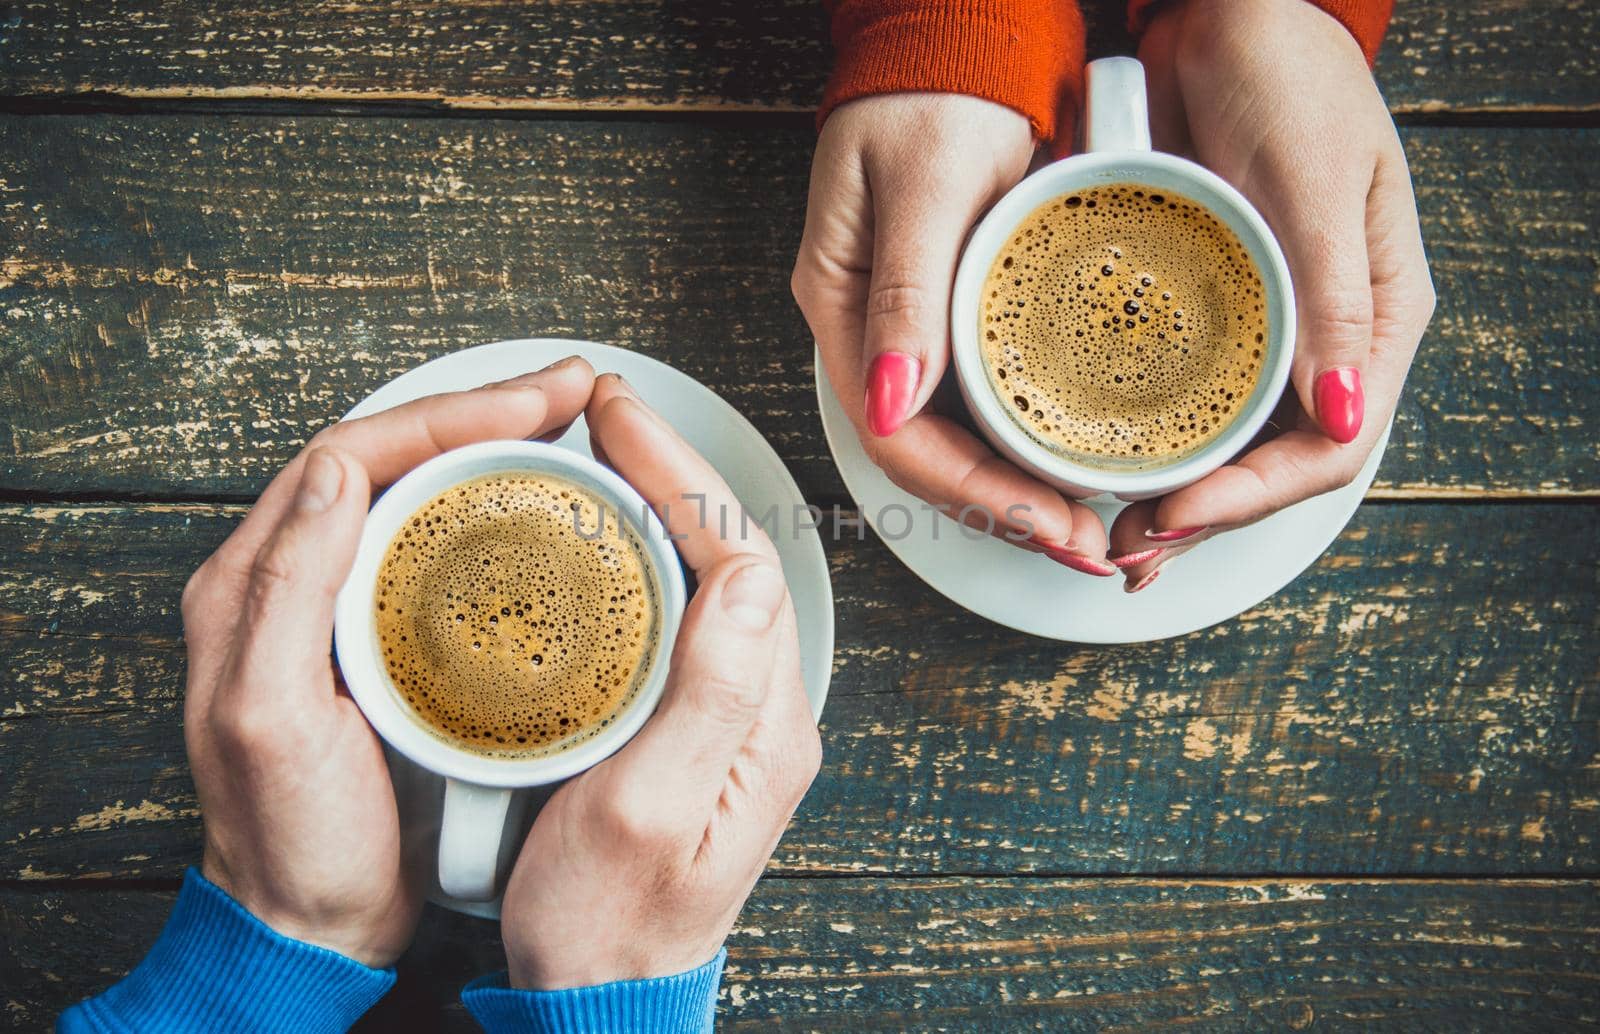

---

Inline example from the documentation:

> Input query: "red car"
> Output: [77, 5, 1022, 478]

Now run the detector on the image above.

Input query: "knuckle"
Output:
[1291, 450, 1359, 496]
[180, 563, 212, 624]
[862, 436, 914, 493]
[1418, 279, 1438, 326]
[1329, 456, 1364, 491]
[1307, 289, 1374, 346]
[247, 546, 298, 602]
[791, 724, 824, 793]
[211, 699, 285, 759]
[708, 543, 781, 585]
[865, 282, 934, 336]
[789, 264, 816, 312]
[708, 549, 780, 582]
[762, 727, 823, 816]
[698, 673, 768, 719]
[951, 459, 1004, 521]
[599, 791, 679, 848]
[305, 425, 341, 452]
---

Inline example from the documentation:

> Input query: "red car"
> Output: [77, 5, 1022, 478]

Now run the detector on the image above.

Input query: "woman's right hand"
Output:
[792, 93, 1115, 575]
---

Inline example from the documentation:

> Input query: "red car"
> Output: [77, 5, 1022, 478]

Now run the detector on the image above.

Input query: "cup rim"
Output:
[332, 439, 687, 788]
[950, 149, 1296, 497]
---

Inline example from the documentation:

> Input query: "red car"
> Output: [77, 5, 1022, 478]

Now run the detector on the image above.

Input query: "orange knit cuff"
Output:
[820, 0, 1086, 143]
[1127, 0, 1394, 66]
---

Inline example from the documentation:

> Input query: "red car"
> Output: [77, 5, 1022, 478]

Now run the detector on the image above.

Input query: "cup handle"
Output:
[438, 777, 513, 901]
[1084, 57, 1152, 154]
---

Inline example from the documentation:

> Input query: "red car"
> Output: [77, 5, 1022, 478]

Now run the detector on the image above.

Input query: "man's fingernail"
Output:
[297, 449, 344, 514]
[722, 561, 787, 631]
[1314, 367, 1364, 444]
[496, 355, 582, 388]
[1125, 568, 1162, 594]
[1109, 548, 1164, 569]
[1041, 544, 1117, 577]
[601, 373, 639, 400]
[1146, 526, 1206, 543]
[865, 352, 920, 438]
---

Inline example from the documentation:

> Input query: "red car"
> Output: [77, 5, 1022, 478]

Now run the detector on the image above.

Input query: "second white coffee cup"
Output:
[950, 56, 1296, 501]
[333, 440, 686, 902]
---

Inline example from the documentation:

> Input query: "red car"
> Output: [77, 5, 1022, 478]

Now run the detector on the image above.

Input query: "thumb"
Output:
[861, 184, 984, 439]
[1271, 185, 1374, 445]
[603, 555, 788, 824]
[232, 447, 369, 695]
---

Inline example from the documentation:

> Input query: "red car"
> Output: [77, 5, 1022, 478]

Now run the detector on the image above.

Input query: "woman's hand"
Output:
[499, 374, 823, 989]
[1109, 0, 1435, 591]
[793, 93, 1115, 575]
[181, 357, 597, 967]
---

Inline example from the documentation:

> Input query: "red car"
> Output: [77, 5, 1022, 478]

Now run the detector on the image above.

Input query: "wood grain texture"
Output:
[1, 117, 1596, 501]
[1, 3, 1593, 1023]
[3, 879, 1596, 1031]
[0, 1, 1594, 114]
[3, 502, 1595, 880]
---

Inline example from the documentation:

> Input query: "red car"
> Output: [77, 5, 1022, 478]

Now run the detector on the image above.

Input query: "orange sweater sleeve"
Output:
[819, 0, 1085, 143]
[1127, 0, 1394, 65]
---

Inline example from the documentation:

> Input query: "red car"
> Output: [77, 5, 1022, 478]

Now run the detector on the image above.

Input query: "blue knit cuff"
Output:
[461, 949, 725, 1034]
[58, 867, 395, 1034]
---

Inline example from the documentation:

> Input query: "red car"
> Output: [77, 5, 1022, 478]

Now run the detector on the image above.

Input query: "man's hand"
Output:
[182, 356, 597, 966]
[499, 374, 823, 989]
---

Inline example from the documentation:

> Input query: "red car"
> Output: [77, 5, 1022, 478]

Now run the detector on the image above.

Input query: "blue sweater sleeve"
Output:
[461, 949, 726, 1034]
[58, 868, 395, 1034]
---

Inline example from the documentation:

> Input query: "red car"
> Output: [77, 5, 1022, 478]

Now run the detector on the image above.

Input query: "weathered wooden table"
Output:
[2, 2, 1596, 1030]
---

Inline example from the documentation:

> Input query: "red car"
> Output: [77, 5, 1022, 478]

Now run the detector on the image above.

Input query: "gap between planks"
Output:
[6, 873, 1598, 894]
[0, 91, 1597, 127]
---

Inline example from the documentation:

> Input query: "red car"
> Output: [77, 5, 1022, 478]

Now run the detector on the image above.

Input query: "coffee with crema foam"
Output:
[374, 472, 659, 759]
[979, 183, 1267, 469]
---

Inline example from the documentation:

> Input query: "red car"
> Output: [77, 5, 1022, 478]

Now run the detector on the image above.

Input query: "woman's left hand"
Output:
[1109, 0, 1435, 592]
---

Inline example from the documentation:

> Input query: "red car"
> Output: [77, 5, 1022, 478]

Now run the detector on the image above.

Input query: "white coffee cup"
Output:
[333, 440, 687, 901]
[951, 56, 1296, 501]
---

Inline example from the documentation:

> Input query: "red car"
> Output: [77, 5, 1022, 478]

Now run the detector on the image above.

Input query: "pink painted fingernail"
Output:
[1314, 367, 1364, 444]
[1125, 568, 1162, 594]
[1042, 544, 1117, 577]
[865, 352, 920, 438]
[1108, 547, 1164, 569]
[1145, 526, 1206, 543]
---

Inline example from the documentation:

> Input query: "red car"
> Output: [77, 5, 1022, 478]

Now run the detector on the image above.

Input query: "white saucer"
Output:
[344, 339, 833, 917]
[816, 348, 1387, 643]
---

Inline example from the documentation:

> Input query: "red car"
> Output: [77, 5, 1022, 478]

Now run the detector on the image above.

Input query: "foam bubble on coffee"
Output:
[980, 183, 1267, 468]
[375, 472, 657, 758]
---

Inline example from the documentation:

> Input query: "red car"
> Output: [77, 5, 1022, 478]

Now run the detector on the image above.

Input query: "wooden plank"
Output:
[3, 878, 1596, 1031]
[0, 117, 1596, 500]
[0, 2, 1593, 115]
[2, 502, 1595, 879]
